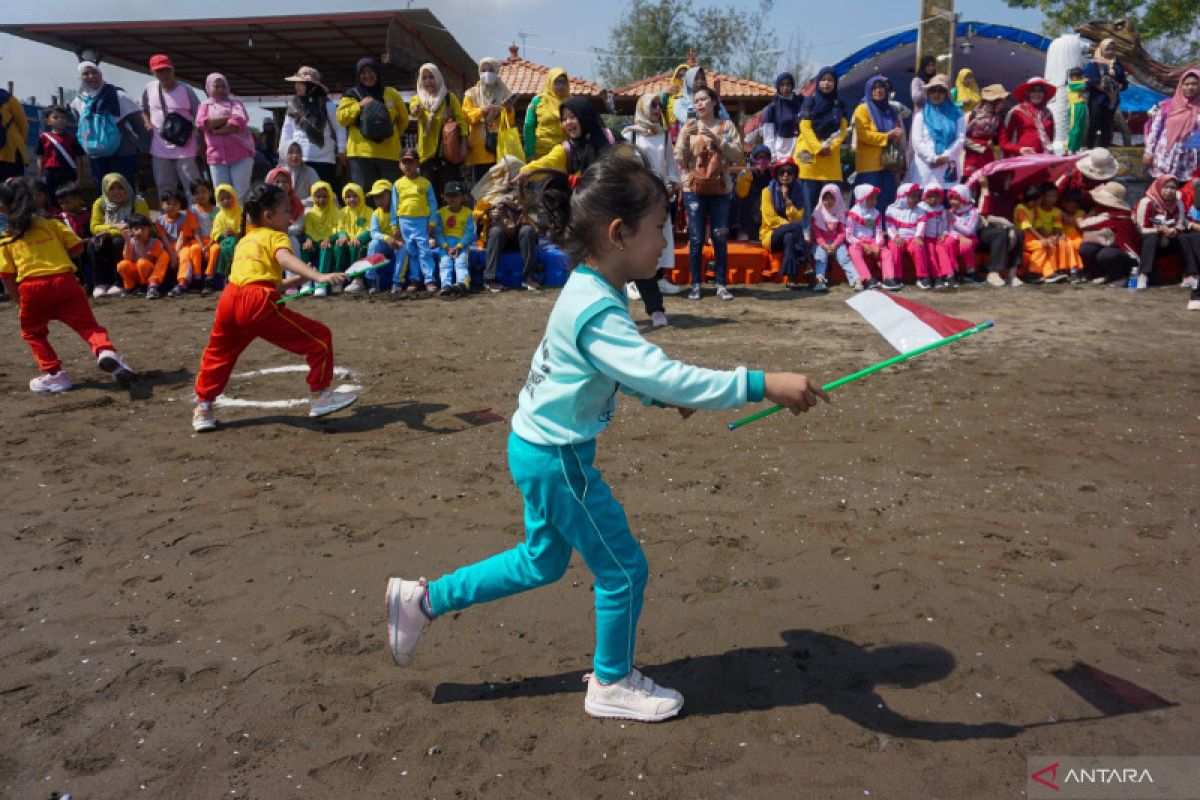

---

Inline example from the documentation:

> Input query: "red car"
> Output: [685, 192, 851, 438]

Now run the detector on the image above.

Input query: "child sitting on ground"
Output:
[190, 178, 216, 269]
[301, 181, 342, 296]
[366, 179, 403, 293]
[1060, 188, 1087, 283]
[845, 185, 888, 289]
[435, 180, 474, 296]
[116, 214, 171, 298]
[205, 184, 242, 293]
[883, 182, 926, 291]
[915, 183, 956, 290]
[810, 183, 864, 291]
[945, 184, 984, 283]
[88, 173, 153, 298]
[54, 183, 92, 285]
[337, 183, 372, 291]
[1020, 182, 1072, 284]
[390, 147, 439, 293]
[0, 177, 137, 393]
[158, 188, 203, 295]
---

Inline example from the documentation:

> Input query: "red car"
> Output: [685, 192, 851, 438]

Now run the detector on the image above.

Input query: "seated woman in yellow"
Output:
[758, 158, 808, 288]
[1019, 182, 1074, 283]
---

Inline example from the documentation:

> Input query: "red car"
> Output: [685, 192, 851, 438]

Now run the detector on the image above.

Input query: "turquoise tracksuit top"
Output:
[512, 266, 765, 446]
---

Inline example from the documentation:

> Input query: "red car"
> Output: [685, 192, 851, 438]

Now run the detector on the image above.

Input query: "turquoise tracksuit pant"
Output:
[427, 432, 649, 683]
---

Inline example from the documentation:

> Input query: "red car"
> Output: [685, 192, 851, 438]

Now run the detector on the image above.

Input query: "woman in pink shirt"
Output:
[196, 73, 256, 202]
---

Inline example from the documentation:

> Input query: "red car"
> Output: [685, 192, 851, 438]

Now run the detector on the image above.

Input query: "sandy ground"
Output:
[0, 280, 1197, 800]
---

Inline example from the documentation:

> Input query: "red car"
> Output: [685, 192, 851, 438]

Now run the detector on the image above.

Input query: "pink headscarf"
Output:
[265, 166, 306, 224]
[205, 72, 229, 97]
[812, 183, 847, 232]
[1163, 69, 1200, 152]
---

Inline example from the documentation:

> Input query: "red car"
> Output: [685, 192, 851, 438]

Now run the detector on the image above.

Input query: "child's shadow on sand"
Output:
[433, 629, 1023, 741]
[218, 400, 482, 435]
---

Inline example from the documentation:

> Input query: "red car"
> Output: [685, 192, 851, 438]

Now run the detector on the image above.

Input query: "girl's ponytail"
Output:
[0, 177, 38, 242]
[242, 183, 284, 228]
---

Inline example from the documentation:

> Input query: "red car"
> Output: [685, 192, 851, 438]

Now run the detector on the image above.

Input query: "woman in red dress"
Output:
[1001, 78, 1055, 157]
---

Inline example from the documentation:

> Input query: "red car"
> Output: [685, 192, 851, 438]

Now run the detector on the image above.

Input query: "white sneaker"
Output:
[583, 668, 683, 722]
[309, 388, 357, 417]
[192, 401, 217, 432]
[97, 349, 137, 389]
[626, 282, 642, 301]
[716, 285, 734, 301]
[658, 277, 683, 295]
[385, 577, 430, 666]
[314, 285, 328, 297]
[345, 277, 365, 294]
[650, 311, 669, 327]
[1187, 299, 1200, 311]
[29, 370, 71, 393]
[986, 271, 1005, 287]
[1182, 275, 1198, 290]
[1009, 275, 1024, 287]
[92, 285, 109, 298]
[105, 285, 124, 297]
[1136, 273, 1148, 290]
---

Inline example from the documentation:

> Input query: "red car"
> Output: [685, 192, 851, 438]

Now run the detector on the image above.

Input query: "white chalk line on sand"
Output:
[212, 365, 363, 410]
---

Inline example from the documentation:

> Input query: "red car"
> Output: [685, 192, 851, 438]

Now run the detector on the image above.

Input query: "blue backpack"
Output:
[78, 91, 121, 157]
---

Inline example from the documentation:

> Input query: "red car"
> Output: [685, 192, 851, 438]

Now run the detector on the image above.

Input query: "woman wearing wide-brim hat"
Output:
[1056, 146, 1121, 201]
[1001, 77, 1056, 156]
[278, 65, 346, 186]
[963, 83, 1010, 179]
[1077, 181, 1141, 285]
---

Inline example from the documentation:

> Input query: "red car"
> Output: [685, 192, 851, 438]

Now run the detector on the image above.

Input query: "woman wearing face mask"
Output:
[463, 57, 516, 188]
[336, 57, 409, 188]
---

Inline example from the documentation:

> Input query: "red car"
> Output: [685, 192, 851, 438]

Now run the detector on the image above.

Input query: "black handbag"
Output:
[484, 130, 498, 154]
[157, 83, 195, 147]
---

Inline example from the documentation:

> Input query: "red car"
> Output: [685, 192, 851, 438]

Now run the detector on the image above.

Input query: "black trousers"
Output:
[349, 157, 400, 189]
[1085, 101, 1116, 149]
[977, 224, 1013, 272]
[85, 234, 125, 289]
[769, 222, 809, 277]
[484, 224, 538, 282]
[1078, 242, 1136, 282]
[420, 157, 462, 198]
[632, 271, 665, 315]
[1140, 231, 1200, 279]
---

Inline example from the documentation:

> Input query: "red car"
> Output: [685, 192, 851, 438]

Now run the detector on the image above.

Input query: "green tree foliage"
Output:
[596, 0, 801, 87]
[1002, 0, 1200, 60]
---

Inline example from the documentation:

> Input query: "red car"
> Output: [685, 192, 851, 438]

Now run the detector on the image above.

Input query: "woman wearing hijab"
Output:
[1083, 39, 1128, 149]
[336, 57, 408, 188]
[795, 67, 847, 224]
[70, 62, 146, 189]
[1134, 174, 1200, 287]
[463, 57, 516, 188]
[278, 66, 346, 186]
[1000, 78, 1055, 157]
[196, 73, 256, 201]
[672, 66, 731, 126]
[962, 84, 1008, 179]
[409, 63, 468, 195]
[911, 55, 939, 109]
[522, 96, 615, 178]
[909, 74, 965, 184]
[854, 75, 904, 212]
[623, 91, 683, 321]
[1143, 70, 1200, 181]
[86, 173, 152, 297]
[951, 68, 981, 114]
[265, 165, 307, 238]
[761, 72, 802, 161]
[524, 68, 570, 161]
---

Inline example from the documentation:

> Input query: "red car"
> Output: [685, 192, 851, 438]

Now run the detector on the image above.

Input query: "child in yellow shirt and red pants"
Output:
[0, 178, 137, 393]
[191, 184, 358, 432]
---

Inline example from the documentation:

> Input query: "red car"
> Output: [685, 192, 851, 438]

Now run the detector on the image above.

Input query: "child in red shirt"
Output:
[0, 178, 136, 393]
[35, 106, 84, 211]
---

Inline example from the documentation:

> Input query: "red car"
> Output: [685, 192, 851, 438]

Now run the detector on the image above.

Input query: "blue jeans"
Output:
[396, 216, 436, 286]
[366, 239, 396, 291]
[684, 191, 731, 286]
[428, 433, 648, 684]
[439, 251, 470, 286]
[812, 242, 860, 283]
[855, 170, 897, 216]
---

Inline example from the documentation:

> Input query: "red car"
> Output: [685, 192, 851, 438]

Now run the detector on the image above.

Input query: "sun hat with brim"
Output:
[1077, 147, 1119, 181]
[980, 84, 1009, 103]
[369, 179, 392, 196]
[1014, 78, 1056, 103]
[1089, 181, 1129, 211]
[925, 74, 952, 93]
[284, 66, 326, 91]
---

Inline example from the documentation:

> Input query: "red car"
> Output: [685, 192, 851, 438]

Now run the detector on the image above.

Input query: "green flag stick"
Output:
[275, 257, 385, 305]
[727, 321, 994, 432]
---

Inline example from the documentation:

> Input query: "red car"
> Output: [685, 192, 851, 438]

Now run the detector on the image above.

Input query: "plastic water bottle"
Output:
[1127, 265, 1140, 291]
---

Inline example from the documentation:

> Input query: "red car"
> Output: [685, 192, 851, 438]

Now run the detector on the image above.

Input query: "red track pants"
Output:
[18, 273, 115, 373]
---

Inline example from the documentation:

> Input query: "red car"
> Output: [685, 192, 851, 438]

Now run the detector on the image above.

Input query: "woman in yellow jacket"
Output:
[462, 57, 516, 188]
[794, 67, 847, 225]
[408, 63, 468, 200]
[336, 57, 409, 189]
[88, 173, 152, 297]
[853, 75, 904, 213]
[759, 158, 809, 288]
[523, 68, 570, 161]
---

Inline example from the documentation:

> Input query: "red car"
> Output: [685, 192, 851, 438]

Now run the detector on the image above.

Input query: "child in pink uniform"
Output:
[945, 184, 983, 283]
[883, 182, 927, 290]
[845, 184, 889, 289]
[914, 183, 956, 289]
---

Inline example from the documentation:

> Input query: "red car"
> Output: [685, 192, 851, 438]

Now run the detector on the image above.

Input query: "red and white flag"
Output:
[845, 291, 976, 353]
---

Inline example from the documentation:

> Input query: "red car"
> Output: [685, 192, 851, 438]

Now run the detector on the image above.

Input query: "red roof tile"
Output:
[498, 44, 607, 98]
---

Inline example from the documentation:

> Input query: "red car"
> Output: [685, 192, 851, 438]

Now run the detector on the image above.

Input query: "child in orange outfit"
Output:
[1019, 182, 1073, 283]
[1060, 188, 1086, 282]
[191, 183, 358, 433]
[116, 214, 171, 298]
[158, 188, 203, 295]
[0, 177, 137, 393]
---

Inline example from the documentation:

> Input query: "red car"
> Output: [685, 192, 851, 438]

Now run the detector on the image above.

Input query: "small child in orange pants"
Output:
[1019, 182, 1073, 284]
[116, 214, 171, 298]
[157, 188, 203, 296]
[191, 183, 358, 433]
[1060, 188, 1086, 283]
[0, 177, 137, 393]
